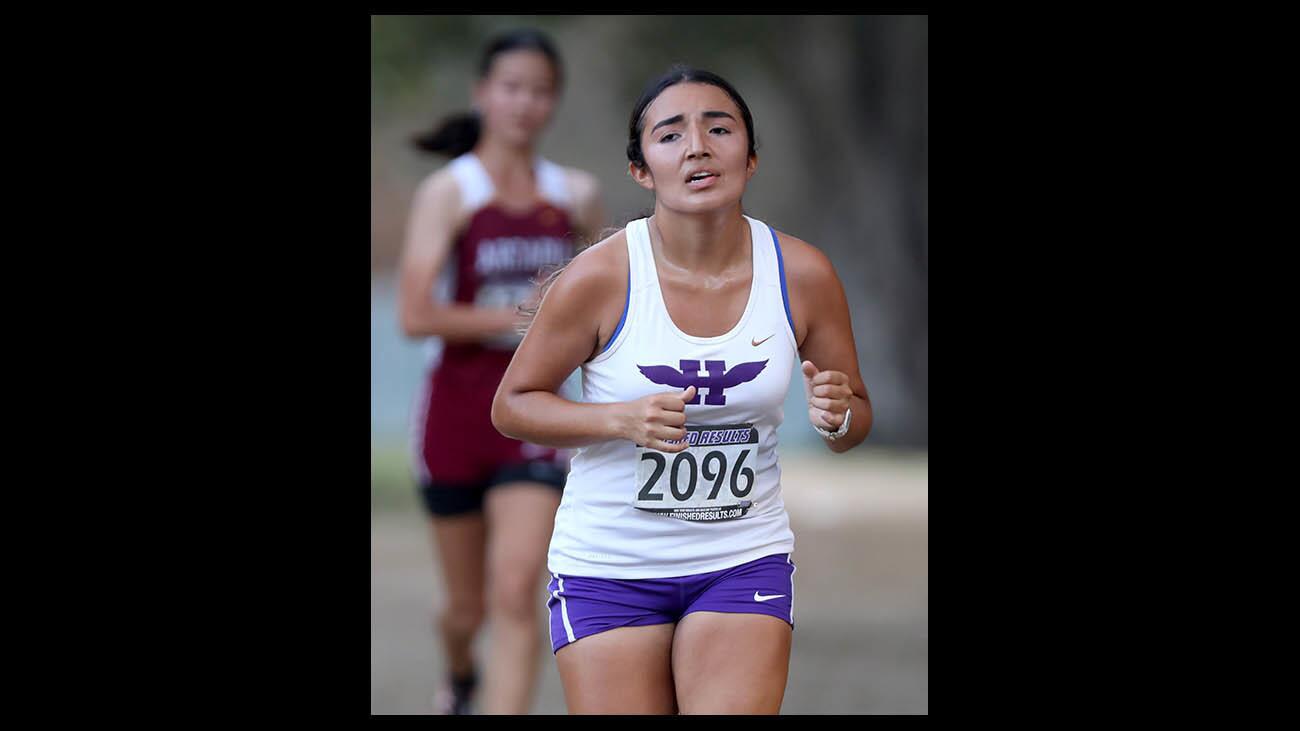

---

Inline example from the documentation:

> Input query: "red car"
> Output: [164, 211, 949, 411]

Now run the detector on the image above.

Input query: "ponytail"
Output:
[412, 112, 481, 157]
[412, 28, 562, 159]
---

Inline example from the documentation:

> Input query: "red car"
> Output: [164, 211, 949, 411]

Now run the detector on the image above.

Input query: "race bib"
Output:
[634, 423, 759, 522]
[474, 281, 536, 349]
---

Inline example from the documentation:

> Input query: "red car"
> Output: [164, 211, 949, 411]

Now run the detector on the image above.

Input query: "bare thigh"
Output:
[555, 623, 678, 714]
[430, 510, 487, 616]
[671, 611, 792, 714]
[482, 482, 562, 608]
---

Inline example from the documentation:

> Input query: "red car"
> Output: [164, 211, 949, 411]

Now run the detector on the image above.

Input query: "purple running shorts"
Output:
[546, 553, 796, 654]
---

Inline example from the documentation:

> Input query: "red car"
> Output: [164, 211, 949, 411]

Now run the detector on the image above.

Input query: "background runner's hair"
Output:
[412, 28, 564, 157]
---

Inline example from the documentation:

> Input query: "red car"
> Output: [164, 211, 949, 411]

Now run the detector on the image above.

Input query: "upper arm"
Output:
[565, 168, 606, 245]
[397, 171, 462, 317]
[499, 234, 627, 396]
[782, 233, 870, 401]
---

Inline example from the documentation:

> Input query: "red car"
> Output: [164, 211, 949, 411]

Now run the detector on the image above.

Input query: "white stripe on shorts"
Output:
[788, 555, 796, 625]
[551, 572, 576, 642]
[408, 373, 433, 484]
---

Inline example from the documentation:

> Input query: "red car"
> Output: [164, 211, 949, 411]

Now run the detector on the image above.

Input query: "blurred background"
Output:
[372, 14, 927, 715]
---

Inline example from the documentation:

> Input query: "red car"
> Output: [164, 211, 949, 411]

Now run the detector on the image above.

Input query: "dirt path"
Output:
[371, 452, 928, 714]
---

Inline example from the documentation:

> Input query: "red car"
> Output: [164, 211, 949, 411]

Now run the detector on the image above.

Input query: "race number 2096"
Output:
[634, 423, 759, 522]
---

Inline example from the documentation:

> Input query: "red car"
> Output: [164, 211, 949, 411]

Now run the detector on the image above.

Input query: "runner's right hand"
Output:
[617, 386, 696, 452]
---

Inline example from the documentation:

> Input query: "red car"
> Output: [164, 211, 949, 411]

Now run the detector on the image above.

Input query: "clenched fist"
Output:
[801, 360, 851, 432]
[617, 385, 697, 452]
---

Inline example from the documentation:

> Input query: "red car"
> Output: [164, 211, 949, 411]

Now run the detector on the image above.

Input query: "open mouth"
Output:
[685, 170, 720, 188]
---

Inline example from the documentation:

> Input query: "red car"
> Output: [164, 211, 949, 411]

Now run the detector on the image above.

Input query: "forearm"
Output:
[492, 389, 626, 448]
[824, 393, 873, 454]
[400, 301, 518, 342]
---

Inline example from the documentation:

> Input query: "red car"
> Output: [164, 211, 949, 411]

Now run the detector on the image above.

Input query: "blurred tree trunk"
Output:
[748, 15, 928, 444]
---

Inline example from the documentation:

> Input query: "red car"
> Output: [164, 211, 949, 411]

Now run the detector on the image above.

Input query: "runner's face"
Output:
[475, 50, 558, 148]
[631, 82, 756, 213]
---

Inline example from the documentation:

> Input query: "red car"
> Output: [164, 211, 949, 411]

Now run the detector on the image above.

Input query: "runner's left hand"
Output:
[801, 360, 851, 431]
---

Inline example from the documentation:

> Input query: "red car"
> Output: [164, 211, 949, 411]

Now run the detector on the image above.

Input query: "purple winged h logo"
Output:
[636, 359, 768, 405]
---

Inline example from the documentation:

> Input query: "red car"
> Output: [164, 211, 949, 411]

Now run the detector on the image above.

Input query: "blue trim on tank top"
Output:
[768, 225, 796, 337]
[599, 266, 630, 355]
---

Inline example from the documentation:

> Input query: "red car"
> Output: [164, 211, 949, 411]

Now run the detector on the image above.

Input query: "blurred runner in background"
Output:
[397, 28, 604, 715]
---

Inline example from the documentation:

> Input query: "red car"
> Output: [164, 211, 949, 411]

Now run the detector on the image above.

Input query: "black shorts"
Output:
[418, 459, 567, 516]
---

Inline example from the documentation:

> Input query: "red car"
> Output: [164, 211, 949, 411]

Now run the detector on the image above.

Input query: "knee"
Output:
[439, 595, 485, 635]
[488, 572, 542, 623]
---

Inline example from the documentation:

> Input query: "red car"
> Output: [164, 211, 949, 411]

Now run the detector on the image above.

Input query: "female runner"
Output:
[491, 66, 871, 714]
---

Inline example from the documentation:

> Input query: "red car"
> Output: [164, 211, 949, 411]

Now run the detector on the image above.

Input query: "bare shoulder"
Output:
[771, 229, 839, 291]
[412, 165, 461, 208]
[768, 229, 847, 346]
[406, 165, 470, 241]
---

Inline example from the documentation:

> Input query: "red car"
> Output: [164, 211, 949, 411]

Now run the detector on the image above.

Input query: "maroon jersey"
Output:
[412, 153, 578, 487]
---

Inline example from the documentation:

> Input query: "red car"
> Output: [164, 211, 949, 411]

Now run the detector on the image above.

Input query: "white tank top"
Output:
[547, 215, 799, 579]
